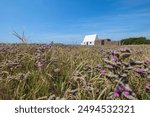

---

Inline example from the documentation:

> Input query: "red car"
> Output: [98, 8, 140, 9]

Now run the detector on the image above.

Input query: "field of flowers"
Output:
[0, 44, 150, 100]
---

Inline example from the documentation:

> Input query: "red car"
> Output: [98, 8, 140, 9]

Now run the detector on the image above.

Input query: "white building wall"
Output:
[82, 41, 95, 45]
[81, 41, 94, 45]
[81, 34, 97, 45]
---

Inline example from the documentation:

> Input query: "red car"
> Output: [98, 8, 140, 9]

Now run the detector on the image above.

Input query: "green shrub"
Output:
[121, 37, 150, 45]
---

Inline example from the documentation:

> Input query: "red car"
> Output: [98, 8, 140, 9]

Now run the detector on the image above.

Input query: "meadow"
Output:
[0, 44, 150, 100]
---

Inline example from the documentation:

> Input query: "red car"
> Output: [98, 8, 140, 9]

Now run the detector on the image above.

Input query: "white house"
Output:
[81, 34, 98, 45]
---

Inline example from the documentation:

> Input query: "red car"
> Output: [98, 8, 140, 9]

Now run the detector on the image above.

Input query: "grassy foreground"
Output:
[0, 44, 150, 100]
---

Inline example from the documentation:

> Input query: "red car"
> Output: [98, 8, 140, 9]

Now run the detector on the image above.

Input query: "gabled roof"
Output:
[83, 34, 98, 42]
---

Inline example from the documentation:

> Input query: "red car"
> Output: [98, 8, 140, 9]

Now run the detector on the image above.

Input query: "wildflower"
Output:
[111, 56, 119, 61]
[113, 82, 136, 99]
[122, 91, 130, 96]
[114, 86, 122, 92]
[114, 92, 120, 97]
[100, 69, 106, 75]
[110, 49, 117, 54]
[134, 68, 145, 74]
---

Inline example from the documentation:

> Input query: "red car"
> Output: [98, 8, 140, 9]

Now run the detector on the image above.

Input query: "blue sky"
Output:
[0, 0, 150, 44]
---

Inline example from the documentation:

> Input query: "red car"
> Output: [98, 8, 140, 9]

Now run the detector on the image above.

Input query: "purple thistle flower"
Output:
[110, 49, 117, 54]
[111, 56, 119, 61]
[100, 69, 106, 75]
[114, 92, 120, 97]
[114, 86, 120, 92]
[122, 91, 130, 96]
[114, 85, 124, 93]
[135, 68, 145, 73]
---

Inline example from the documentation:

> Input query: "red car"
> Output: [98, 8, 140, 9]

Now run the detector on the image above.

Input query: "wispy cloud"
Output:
[18, 8, 150, 43]
[29, 9, 150, 44]
[65, 10, 150, 40]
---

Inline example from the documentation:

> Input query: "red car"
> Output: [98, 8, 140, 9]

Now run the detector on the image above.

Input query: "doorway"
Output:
[101, 40, 104, 45]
